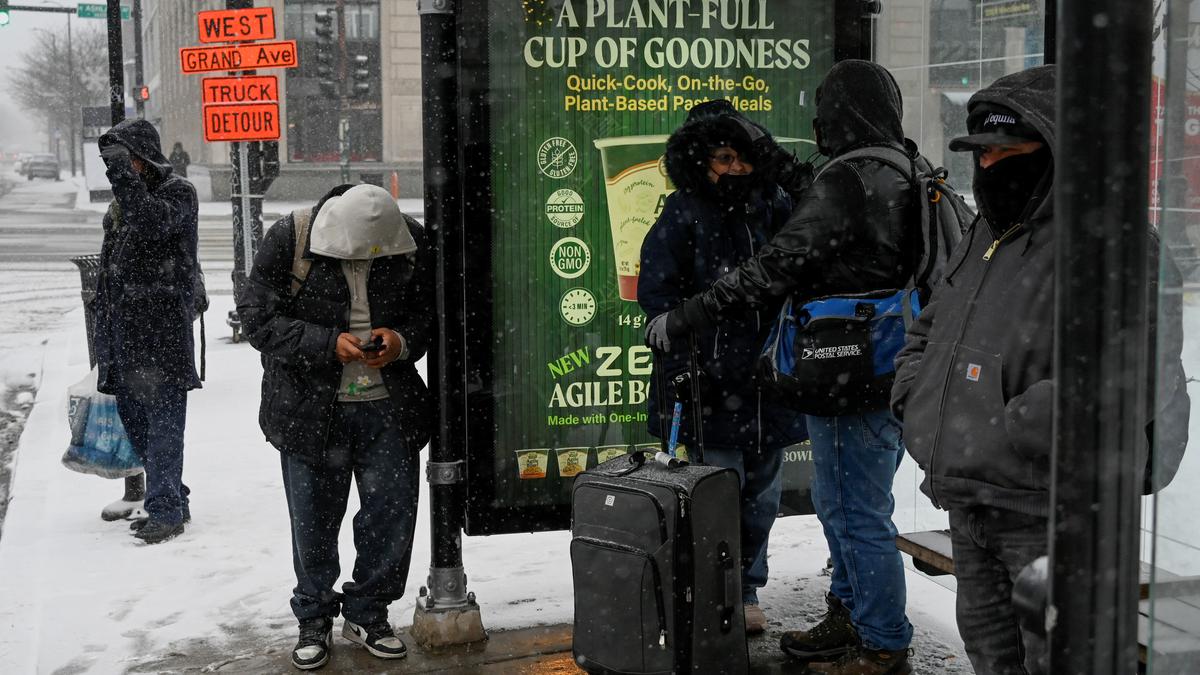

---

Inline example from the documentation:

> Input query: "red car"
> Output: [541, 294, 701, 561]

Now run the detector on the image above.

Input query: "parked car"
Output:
[13, 153, 32, 175]
[25, 154, 60, 181]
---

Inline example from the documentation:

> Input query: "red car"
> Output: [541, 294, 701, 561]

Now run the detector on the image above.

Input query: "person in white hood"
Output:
[237, 183, 433, 670]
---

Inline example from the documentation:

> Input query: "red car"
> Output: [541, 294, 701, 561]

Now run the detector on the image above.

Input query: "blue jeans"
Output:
[114, 383, 189, 525]
[704, 446, 784, 604]
[806, 409, 912, 651]
[281, 400, 420, 625]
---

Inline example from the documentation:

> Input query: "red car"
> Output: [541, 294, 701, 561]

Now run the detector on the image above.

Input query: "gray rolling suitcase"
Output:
[571, 343, 748, 674]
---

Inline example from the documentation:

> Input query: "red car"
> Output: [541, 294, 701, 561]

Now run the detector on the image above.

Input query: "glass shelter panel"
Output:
[872, 0, 1046, 588]
[1148, 1, 1200, 670]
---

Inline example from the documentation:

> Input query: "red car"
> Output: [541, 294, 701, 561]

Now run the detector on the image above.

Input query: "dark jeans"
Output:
[704, 446, 783, 604]
[114, 383, 190, 525]
[280, 400, 420, 625]
[949, 507, 1049, 675]
[807, 409, 912, 651]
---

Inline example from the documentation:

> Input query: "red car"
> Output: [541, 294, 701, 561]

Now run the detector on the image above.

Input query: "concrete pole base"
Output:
[411, 597, 488, 648]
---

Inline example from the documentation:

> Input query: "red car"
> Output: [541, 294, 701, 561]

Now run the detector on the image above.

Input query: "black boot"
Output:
[133, 519, 184, 544]
[780, 592, 860, 661]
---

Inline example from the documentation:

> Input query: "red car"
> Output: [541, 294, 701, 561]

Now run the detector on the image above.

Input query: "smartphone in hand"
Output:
[359, 335, 385, 353]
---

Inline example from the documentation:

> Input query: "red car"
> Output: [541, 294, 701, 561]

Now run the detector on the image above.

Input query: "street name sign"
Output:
[197, 7, 275, 44]
[77, 3, 130, 20]
[179, 40, 297, 74]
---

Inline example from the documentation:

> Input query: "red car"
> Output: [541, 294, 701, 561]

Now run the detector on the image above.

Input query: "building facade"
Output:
[139, 0, 423, 199]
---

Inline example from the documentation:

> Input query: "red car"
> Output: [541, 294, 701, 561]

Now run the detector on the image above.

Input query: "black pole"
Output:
[419, 0, 469, 607]
[67, 13, 77, 177]
[336, 0, 350, 184]
[1042, 0, 1056, 65]
[106, 0, 123, 126]
[132, 0, 144, 118]
[1050, 1, 1152, 673]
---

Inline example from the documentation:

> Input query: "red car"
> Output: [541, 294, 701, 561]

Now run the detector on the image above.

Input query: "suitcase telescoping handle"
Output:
[649, 335, 705, 468]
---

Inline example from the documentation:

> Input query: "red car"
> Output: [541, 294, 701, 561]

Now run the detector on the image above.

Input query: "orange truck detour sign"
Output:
[201, 76, 280, 142]
[179, 6, 295, 143]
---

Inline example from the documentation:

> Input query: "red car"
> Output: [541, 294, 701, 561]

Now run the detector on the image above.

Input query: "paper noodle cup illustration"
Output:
[593, 135, 672, 301]
[555, 446, 589, 478]
[515, 448, 550, 480]
[595, 444, 630, 464]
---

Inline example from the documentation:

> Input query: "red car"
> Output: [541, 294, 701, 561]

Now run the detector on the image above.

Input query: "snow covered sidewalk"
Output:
[0, 296, 969, 673]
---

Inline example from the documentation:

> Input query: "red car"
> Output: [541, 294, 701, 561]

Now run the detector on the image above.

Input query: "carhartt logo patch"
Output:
[604, 495, 615, 507]
[966, 363, 982, 382]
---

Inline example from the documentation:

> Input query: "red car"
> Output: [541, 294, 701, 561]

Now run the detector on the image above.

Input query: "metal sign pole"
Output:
[411, 0, 484, 648]
[106, 0, 124, 126]
[238, 140, 254, 276]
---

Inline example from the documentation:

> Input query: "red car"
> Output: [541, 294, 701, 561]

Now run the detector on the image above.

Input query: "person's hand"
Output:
[646, 313, 673, 352]
[100, 143, 131, 168]
[363, 328, 406, 368]
[335, 332, 364, 364]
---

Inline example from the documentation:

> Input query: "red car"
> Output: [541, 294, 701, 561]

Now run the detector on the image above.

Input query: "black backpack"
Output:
[821, 145, 974, 295]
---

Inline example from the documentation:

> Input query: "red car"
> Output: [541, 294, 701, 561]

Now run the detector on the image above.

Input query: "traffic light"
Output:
[351, 54, 370, 97]
[314, 9, 337, 99]
[0, 1, 11, 27]
[134, 85, 150, 102]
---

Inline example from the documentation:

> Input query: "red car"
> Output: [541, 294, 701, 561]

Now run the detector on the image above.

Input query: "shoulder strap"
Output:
[815, 145, 917, 183]
[290, 208, 313, 297]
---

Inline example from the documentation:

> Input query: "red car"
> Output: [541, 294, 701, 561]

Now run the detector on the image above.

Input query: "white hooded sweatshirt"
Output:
[310, 184, 418, 401]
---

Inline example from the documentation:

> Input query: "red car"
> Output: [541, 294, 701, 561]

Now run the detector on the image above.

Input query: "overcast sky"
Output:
[0, 1, 112, 153]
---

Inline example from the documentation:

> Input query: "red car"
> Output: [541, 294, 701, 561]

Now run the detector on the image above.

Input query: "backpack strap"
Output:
[290, 207, 313, 297]
[815, 145, 917, 184]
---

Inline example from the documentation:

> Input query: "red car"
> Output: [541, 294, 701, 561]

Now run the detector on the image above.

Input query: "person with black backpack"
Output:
[236, 183, 433, 670]
[647, 61, 926, 674]
[94, 119, 201, 545]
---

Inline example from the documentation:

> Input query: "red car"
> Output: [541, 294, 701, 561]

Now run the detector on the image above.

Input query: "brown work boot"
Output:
[779, 592, 859, 661]
[806, 646, 913, 675]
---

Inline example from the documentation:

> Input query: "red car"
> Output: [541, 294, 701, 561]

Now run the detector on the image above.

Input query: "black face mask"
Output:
[713, 173, 759, 202]
[972, 147, 1052, 231]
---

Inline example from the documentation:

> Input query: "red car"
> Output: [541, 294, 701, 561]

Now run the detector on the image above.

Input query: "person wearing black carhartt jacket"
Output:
[238, 185, 433, 462]
[649, 61, 919, 674]
[891, 65, 1189, 675]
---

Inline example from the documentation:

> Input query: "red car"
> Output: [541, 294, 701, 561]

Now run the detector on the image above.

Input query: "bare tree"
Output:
[7, 25, 110, 153]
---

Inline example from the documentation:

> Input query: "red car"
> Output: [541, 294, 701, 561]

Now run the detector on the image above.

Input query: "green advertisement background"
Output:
[483, 0, 835, 511]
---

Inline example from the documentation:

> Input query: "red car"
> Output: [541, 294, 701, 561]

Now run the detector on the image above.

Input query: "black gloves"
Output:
[645, 297, 713, 353]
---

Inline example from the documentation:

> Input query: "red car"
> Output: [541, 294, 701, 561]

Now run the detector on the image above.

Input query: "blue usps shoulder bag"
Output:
[759, 289, 920, 416]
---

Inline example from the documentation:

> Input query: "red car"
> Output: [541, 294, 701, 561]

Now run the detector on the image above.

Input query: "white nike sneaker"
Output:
[342, 619, 407, 659]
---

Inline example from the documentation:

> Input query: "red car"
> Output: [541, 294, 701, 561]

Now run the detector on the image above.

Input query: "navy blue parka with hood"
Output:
[638, 104, 808, 452]
[95, 119, 201, 394]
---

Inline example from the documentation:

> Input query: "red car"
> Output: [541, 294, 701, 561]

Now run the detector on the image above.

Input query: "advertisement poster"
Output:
[462, 0, 835, 533]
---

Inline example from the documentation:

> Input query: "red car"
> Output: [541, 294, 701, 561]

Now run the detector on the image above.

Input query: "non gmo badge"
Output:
[549, 237, 591, 279]
[546, 188, 585, 228]
[537, 137, 579, 179]
[560, 288, 597, 326]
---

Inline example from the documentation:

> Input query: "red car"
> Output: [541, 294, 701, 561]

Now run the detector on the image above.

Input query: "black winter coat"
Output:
[94, 119, 201, 394]
[891, 65, 1190, 516]
[640, 188, 809, 452]
[236, 186, 434, 463]
[680, 62, 923, 413]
